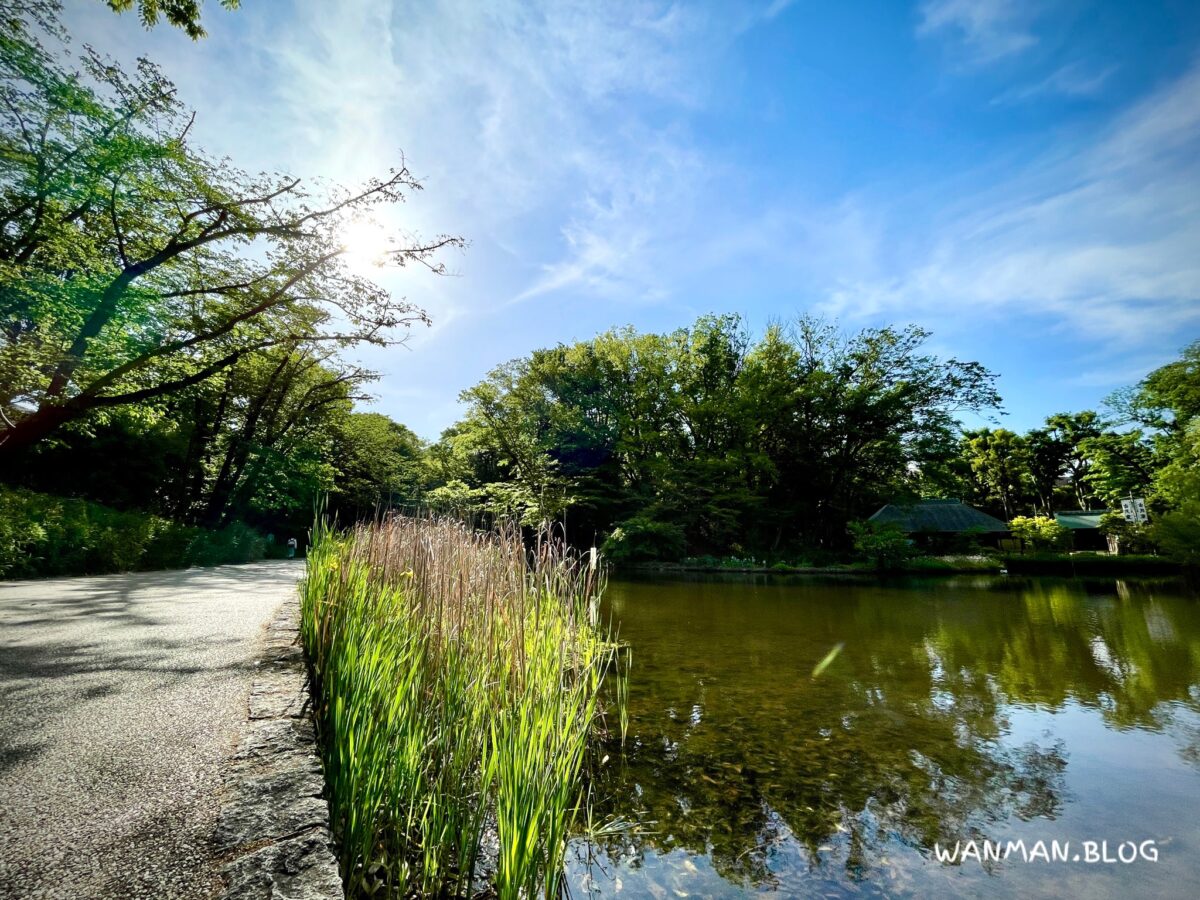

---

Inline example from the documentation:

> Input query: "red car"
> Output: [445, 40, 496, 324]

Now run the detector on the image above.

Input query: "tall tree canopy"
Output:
[0, 2, 458, 544]
[327, 412, 427, 522]
[436, 315, 1001, 555]
[1112, 341, 1200, 560]
[961, 428, 1030, 521]
[433, 328, 1200, 562]
[0, 7, 460, 457]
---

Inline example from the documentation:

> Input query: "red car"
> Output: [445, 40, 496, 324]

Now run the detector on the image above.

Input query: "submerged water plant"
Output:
[299, 514, 623, 898]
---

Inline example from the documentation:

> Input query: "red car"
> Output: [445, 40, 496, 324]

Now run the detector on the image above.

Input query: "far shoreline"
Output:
[623, 554, 1186, 579]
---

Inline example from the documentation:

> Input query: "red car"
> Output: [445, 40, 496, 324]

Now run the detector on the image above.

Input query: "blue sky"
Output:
[65, 0, 1200, 439]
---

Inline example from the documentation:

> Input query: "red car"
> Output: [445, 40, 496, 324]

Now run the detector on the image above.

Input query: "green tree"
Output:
[328, 412, 426, 519]
[1153, 503, 1200, 564]
[962, 428, 1030, 520]
[1008, 515, 1070, 552]
[1100, 341, 1200, 563]
[1024, 427, 1068, 514]
[1098, 511, 1157, 556]
[1079, 431, 1156, 507]
[102, 0, 240, 39]
[1152, 417, 1200, 508]
[0, 11, 459, 458]
[1044, 411, 1104, 508]
[601, 516, 687, 564]
[1116, 340, 1200, 433]
[1146, 417, 1200, 563]
[848, 520, 914, 570]
[190, 348, 368, 528]
[4, 319, 400, 537]
[441, 315, 999, 556]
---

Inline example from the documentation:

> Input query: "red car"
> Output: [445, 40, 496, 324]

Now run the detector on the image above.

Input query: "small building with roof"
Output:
[1053, 510, 1111, 551]
[868, 499, 1009, 549]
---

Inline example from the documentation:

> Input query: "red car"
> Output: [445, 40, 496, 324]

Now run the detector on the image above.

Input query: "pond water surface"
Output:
[566, 574, 1200, 899]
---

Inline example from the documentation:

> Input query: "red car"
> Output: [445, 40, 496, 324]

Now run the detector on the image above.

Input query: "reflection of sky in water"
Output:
[567, 575, 1200, 899]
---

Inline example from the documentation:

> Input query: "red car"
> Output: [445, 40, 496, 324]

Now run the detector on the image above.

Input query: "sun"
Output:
[338, 218, 394, 274]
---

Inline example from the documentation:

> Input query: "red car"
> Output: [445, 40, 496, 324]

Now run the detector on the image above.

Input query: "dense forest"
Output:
[2, 3, 1197, 572]
[426, 318, 1198, 562]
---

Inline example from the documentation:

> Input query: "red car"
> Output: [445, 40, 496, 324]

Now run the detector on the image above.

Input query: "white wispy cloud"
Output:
[917, 0, 1037, 64]
[59, 0, 1200, 434]
[762, 0, 798, 22]
[992, 61, 1117, 104]
[510, 52, 1200, 353]
[251, 0, 720, 308]
[816, 61, 1200, 348]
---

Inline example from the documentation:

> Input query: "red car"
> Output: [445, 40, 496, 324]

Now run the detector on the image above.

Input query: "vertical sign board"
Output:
[1121, 498, 1149, 523]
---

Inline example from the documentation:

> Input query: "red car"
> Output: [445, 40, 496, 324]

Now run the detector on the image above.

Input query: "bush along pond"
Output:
[299, 515, 627, 898]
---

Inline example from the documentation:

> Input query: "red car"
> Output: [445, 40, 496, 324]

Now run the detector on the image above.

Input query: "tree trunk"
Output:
[0, 404, 79, 459]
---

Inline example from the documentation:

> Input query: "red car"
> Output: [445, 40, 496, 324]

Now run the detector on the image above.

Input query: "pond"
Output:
[565, 574, 1200, 899]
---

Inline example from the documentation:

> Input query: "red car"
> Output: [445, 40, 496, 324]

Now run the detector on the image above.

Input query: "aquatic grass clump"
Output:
[299, 514, 622, 898]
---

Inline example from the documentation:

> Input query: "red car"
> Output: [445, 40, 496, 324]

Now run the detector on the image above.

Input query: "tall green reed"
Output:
[299, 514, 624, 898]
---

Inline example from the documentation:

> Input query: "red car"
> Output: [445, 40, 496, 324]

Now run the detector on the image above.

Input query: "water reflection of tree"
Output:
[930, 579, 1200, 730]
[580, 578, 1199, 890]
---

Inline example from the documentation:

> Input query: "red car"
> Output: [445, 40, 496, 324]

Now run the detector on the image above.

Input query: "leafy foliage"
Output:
[1106, 340, 1200, 562]
[0, 8, 458, 457]
[0, 7, 457, 558]
[103, 0, 241, 40]
[0, 483, 265, 577]
[961, 429, 1030, 520]
[1152, 501, 1200, 565]
[327, 412, 426, 520]
[440, 315, 1000, 558]
[427, 330, 1200, 568]
[601, 516, 687, 564]
[848, 520, 915, 571]
[8, 345, 380, 538]
[1078, 431, 1156, 506]
[1008, 515, 1071, 552]
[1097, 511, 1157, 555]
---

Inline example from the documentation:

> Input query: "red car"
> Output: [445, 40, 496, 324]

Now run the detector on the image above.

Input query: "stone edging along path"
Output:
[215, 596, 344, 900]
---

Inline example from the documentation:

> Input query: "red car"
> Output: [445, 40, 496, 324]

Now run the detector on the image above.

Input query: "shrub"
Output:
[1152, 500, 1200, 565]
[601, 516, 686, 563]
[848, 520, 915, 571]
[905, 555, 1003, 573]
[0, 485, 267, 578]
[1100, 511, 1158, 555]
[1008, 516, 1071, 552]
[184, 520, 267, 567]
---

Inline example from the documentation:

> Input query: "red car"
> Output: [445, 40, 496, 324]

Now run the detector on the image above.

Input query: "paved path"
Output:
[0, 562, 305, 899]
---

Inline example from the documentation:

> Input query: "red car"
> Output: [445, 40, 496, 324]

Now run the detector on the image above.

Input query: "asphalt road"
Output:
[0, 562, 305, 899]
